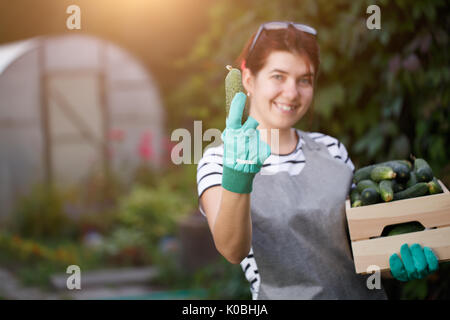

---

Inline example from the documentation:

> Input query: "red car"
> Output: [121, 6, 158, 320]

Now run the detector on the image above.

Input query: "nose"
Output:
[282, 79, 300, 101]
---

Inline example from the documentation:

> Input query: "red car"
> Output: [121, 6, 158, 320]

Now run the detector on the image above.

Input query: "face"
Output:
[243, 50, 315, 130]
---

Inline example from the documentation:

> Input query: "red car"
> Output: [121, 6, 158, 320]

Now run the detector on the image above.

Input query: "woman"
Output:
[196, 22, 439, 300]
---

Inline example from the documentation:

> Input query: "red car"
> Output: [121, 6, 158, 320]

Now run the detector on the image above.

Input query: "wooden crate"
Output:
[345, 180, 450, 274]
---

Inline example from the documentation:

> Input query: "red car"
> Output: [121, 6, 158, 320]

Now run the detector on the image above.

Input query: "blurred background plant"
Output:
[116, 182, 187, 244]
[8, 184, 76, 240]
[97, 175, 193, 266]
[0, 165, 198, 287]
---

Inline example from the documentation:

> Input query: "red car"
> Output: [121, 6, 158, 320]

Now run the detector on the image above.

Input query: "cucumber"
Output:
[393, 182, 429, 201]
[361, 187, 381, 206]
[384, 222, 425, 237]
[406, 171, 418, 188]
[380, 161, 410, 182]
[352, 200, 362, 207]
[397, 160, 413, 170]
[356, 179, 379, 193]
[428, 177, 443, 194]
[353, 160, 411, 184]
[379, 180, 394, 202]
[392, 180, 405, 193]
[378, 159, 411, 167]
[371, 166, 396, 182]
[353, 164, 376, 184]
[225, 65, 247, 122]
[414, 158, 434, 182]
[350, 188, 362, 207]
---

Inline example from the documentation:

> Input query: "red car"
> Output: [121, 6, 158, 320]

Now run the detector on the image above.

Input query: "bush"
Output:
[9, 184, 76, 240]
[97, 227, 152, 266]
[116, 182, 191, 245]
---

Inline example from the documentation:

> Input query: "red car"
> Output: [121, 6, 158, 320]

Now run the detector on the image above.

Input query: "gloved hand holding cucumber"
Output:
[221, 65, 271, 194]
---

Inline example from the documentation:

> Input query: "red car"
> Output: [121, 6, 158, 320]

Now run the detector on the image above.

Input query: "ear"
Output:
[242, 67, 254, 96]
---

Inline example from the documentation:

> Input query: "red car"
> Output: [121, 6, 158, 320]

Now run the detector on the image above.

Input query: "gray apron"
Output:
[250, 130, 387, 300]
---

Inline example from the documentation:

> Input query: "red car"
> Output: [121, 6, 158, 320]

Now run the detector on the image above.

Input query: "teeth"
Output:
[275, 102, 296, 111]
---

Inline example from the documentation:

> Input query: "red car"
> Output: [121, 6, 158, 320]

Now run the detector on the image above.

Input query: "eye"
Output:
[272, 74, 284, 81]
[299, 77, 312, 85]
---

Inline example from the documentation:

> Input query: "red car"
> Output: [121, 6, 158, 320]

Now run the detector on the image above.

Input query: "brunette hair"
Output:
[235, 24, 320, 79]
[235, 24, 320, 129]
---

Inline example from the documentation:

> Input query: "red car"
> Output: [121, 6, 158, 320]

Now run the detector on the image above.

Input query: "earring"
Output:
[247, 92, 250, 97]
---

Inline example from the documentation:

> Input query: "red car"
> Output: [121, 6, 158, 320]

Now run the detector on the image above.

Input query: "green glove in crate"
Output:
[221, 92, 271, 194]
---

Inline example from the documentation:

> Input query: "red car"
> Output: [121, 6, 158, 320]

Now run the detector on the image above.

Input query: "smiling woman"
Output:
[196, 22, 389, 300]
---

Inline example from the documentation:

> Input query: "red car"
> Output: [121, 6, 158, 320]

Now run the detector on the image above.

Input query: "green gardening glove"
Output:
[389, 243, 439, 282]
[221, 92, 271, 194]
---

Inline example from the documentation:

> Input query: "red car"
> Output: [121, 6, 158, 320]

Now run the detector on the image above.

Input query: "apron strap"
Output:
[297, 130, 321, 151]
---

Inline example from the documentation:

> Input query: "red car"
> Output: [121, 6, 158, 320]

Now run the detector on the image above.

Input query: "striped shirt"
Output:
[196, 129, 355, 299]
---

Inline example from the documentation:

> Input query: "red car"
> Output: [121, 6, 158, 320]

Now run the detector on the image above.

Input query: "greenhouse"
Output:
[0, 34, 166, 220]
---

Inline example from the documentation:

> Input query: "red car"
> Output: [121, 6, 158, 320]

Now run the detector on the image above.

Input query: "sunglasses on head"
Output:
[248, 21, 317, 57]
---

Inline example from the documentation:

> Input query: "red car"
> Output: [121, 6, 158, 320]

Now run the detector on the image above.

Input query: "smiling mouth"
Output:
[273, 101, 299, 112]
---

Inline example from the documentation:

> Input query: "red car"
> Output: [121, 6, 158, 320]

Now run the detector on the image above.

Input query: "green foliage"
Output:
[401, 278, 428, 300]
[133, 164, 198, 209]
[97, 227, 152, 266]
[116, 182, 191, 245]
[9, 184, 75, 240]
[0, 231, 105, 288]
[6, 169, 127, 241]
[16, 262, 62, 289]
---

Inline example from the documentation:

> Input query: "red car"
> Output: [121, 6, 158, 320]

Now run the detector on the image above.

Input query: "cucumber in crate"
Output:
[350, 157, 443, 207]
[345, 157, 450, 275]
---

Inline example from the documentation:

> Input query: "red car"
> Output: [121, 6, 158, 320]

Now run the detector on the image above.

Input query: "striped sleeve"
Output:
[311, 132, 356, 189]
[337, 139, 356, 190]
[310, 132, 355, 172]
[240, 248, 261, 300]
[337, 140, 355, 173]
[197, 145, 224, 200]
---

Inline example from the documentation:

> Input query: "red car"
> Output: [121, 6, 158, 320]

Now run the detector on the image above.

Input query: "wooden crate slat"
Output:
[346, 193, 450, 240]
[351, 227, 450, 274]
[438, 179, 449, 193]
